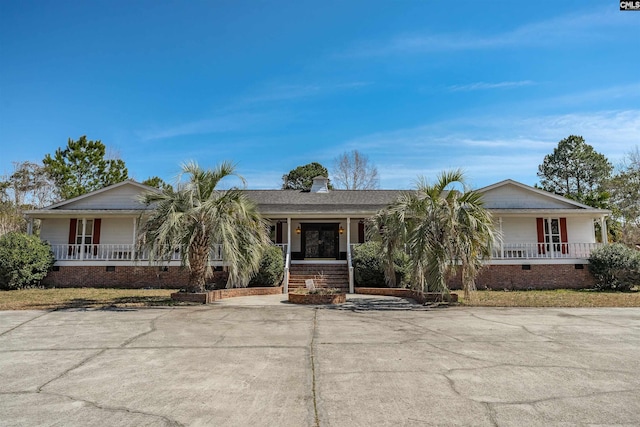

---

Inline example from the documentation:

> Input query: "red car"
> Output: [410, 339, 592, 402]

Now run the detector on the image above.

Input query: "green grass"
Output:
[0, 288, 182, 310]
[459, 289, 640, 307]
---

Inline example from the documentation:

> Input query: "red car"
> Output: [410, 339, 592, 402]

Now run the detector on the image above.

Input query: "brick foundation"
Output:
[43, 266, 190, 288]
[449, 264, 596, 290]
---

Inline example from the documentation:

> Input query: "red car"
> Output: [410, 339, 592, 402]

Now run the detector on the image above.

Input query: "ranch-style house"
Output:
[25, 176, 610, 291]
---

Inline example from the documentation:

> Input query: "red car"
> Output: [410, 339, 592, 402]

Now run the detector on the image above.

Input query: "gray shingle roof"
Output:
[243, 190, 404, 215]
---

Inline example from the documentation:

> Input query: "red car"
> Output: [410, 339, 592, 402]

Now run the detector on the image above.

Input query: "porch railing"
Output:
[50, 244, 223, 262]
[492, 242, 602, 259]
[350, 242, 601, 260]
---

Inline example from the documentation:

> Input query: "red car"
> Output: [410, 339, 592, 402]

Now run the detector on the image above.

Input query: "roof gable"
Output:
[45, 181, 158, 211]
[478, 179, 594, 210]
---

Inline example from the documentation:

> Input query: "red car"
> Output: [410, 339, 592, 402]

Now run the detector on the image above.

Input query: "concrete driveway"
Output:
[1, 294, 639, 426]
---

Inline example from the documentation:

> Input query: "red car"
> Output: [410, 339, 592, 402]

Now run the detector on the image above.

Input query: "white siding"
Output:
[482, 184, 577, 209]
[40, 217, 138, 245]
[567, 217, 596, 243]
[100, 218, 135, 244]
[500, 217, 537, 244]
[60, 184, 147, 210]
[40, 218, 71, 245]
[499, 216, 595, 244]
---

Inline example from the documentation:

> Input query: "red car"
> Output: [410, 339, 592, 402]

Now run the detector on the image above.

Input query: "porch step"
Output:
[288, 263, 349, 291]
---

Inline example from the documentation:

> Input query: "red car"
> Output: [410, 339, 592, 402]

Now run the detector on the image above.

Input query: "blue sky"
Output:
[1, 0, 638, 190]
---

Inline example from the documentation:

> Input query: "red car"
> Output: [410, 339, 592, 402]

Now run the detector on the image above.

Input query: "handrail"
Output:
[347, 249, 354, 294]
[283, 252, 291, 293]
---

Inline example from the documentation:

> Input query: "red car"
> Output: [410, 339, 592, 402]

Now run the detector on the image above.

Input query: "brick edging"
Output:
[171, 286, 283, 304]
[288, 292, 347, 304]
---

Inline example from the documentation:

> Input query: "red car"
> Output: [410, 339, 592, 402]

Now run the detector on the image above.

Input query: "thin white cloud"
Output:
[542, 83, 640, 107]
[232, 81, 371, 107]
[340, 8, 631, 57]
[342, 108, 640, 189]
[136, 112, 282, 142]
[449, 81, 535, 92]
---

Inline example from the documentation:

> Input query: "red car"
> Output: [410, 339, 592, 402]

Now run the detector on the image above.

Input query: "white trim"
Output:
[41, 180, 158, 210]
[478, 179, 603, 210]
[25, 210, 146, 218]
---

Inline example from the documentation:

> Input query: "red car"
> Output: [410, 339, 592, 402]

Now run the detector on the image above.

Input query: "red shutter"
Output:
[276, 222, 283, 244]
[93, 219, 101, 244]
[560, 217, 568, 254]
[68, 219, 77, 256]
[358, 222, 365, 243]
[93, 219, 101, 256]
[536, 218, 545, 254]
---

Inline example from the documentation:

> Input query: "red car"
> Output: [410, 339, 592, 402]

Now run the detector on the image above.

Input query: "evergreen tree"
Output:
[43, 136, 128, 200]
[282, 162, 332, 190]
[537, 135, 612, 207]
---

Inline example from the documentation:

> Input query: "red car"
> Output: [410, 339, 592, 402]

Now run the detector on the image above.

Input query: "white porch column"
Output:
[600, 216, 608, 244]
[346, 217, 351, 253]
[285, 217, 291, 294]
[80, 218, 87, 260]
[287, 217, 292, 257]
[548, 217, 555, 259]
[132, 217, 137, 260]
[27, 218, 34, 235]
[499, 217, 504, 259]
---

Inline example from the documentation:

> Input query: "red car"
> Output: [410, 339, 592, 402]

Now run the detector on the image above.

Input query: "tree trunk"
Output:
[187, 238, 210, 293]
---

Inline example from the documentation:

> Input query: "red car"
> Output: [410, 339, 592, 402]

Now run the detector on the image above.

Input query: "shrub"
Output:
[352, 241, 409, 288]
[249, 245, 284, 287]
[589, 244, 640, 291]
[0, 232, 54, 290]
[205, 270, 229, 290]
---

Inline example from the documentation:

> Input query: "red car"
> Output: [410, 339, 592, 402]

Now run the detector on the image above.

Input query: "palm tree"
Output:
[370, 170, 497, 299]
[139, 161, 270, 293]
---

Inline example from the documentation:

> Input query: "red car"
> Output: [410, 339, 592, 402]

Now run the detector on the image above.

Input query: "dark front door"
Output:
[301, 223, 339, 259]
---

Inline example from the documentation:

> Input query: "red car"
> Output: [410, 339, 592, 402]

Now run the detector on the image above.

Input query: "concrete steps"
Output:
[288, 263, 349, 291]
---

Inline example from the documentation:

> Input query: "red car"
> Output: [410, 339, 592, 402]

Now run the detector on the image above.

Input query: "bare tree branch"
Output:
[331, 150, 379, 190]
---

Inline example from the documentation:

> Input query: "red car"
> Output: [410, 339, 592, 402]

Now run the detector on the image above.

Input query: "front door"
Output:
[301, 223, 339, 259]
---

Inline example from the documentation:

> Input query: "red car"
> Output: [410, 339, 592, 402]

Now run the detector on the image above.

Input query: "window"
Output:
[536, 217, 568, 255]
[76, 219, 94, 244]
[543, 218, 561, 252]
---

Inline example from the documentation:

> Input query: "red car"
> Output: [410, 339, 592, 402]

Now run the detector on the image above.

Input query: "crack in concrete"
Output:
[555, 310, 640, 330]
[36, 349, 107, 393]
[442, 370, 640, 425]
[0, 311, 51, 337]
[310, 308, 321, 427]
[120, 310, 173, 347]
[482, 402, 499, 427]
[469, 312, 556, 341]
[42, 390, 184, 426]
[493, 387, 640, 406]
[0, 344, 308, 353]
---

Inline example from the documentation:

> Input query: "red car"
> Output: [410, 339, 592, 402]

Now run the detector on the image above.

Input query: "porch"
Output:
[49, 243, 224, 263]
[491, 242, 603, 260]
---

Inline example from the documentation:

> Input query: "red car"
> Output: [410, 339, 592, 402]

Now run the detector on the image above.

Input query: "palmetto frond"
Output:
[376, 169, 496, 296]
[138, 162, 269, 293]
